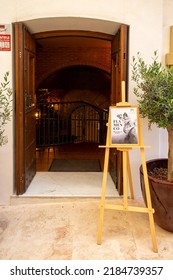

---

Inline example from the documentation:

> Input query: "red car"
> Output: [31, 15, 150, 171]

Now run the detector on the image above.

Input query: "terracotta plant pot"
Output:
[140, 158, 173, 232]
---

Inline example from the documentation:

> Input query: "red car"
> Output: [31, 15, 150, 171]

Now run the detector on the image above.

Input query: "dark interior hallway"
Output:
[35, 35, 111, 173]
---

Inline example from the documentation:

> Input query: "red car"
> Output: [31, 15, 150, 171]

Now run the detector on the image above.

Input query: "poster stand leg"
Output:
[97, 146, 110, 245]
[97, 147, 158, 253]
[140, 147, 158, 252]
[127, 151, 134, 199]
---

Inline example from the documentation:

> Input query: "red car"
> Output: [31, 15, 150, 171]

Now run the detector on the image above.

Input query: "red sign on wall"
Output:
[0, 34, 11, 51]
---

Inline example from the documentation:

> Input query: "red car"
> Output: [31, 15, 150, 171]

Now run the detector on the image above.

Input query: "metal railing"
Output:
[36, 101, 108, 148]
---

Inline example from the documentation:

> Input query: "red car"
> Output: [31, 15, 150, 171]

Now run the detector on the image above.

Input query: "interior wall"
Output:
[0, 0, 172, 204]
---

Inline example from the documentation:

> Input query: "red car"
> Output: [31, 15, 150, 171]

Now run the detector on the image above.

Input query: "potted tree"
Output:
[131, 51, 173, 232]
[0, 71, 12, 146]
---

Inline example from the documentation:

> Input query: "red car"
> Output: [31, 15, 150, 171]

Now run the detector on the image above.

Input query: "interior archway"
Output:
[23, 16, 121, 35]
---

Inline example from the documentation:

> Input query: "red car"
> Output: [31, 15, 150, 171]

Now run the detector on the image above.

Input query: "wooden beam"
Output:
[33, 30, 114, 41]
[166, 26, 173, 66]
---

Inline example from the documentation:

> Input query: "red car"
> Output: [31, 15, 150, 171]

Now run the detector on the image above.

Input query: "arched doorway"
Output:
[14, 22, 129, 195]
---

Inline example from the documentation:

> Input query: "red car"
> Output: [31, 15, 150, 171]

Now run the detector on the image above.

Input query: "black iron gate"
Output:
[36, 101, 108, 148]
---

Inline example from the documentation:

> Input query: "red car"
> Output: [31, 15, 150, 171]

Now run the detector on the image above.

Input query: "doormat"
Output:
[49, 158, 101, 172]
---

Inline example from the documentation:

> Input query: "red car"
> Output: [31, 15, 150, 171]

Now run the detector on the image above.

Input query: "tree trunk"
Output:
[167, 126, 173, 181]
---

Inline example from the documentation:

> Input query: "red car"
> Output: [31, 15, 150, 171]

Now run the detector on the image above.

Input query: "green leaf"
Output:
[0, 71, 12, 146]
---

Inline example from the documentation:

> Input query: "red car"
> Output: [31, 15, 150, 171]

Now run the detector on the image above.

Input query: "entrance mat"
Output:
[49, 158, 101, 172]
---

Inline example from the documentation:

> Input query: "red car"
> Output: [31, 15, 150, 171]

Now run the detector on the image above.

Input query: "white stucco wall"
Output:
[0, 24, 13, 205]
[0, 0, 172, 204]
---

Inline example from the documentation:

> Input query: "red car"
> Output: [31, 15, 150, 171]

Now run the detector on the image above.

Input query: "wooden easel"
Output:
[97, 82, 158, 253]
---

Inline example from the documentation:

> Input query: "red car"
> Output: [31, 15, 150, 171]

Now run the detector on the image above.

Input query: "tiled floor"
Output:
[23, 172, 118, 197]
[36, 143, 105, 172]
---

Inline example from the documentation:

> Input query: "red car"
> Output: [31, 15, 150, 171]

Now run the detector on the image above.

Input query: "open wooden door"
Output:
[14, 22, 36, 195]
[111, 24, 128, 104]
[111, 24, 129, 194]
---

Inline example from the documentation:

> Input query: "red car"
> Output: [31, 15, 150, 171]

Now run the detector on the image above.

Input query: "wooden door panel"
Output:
[24, 27, 36, 192]
[14, 22, 36, 195]
[111, 24, 128, 104]
[111, 24, 129, 195]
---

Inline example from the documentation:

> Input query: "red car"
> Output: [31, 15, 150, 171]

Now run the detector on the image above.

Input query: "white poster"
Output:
[110, 107, 139, 145]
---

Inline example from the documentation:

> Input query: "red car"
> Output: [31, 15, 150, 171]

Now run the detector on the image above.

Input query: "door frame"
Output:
[14, 23, 129, 195]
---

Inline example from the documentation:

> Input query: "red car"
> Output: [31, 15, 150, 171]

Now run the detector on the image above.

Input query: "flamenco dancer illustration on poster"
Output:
[111, 107, 138, 145]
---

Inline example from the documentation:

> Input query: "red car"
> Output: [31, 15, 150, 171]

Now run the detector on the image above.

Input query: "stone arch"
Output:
[35, 31, 112, 90]
[36, 60, 111, 90]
